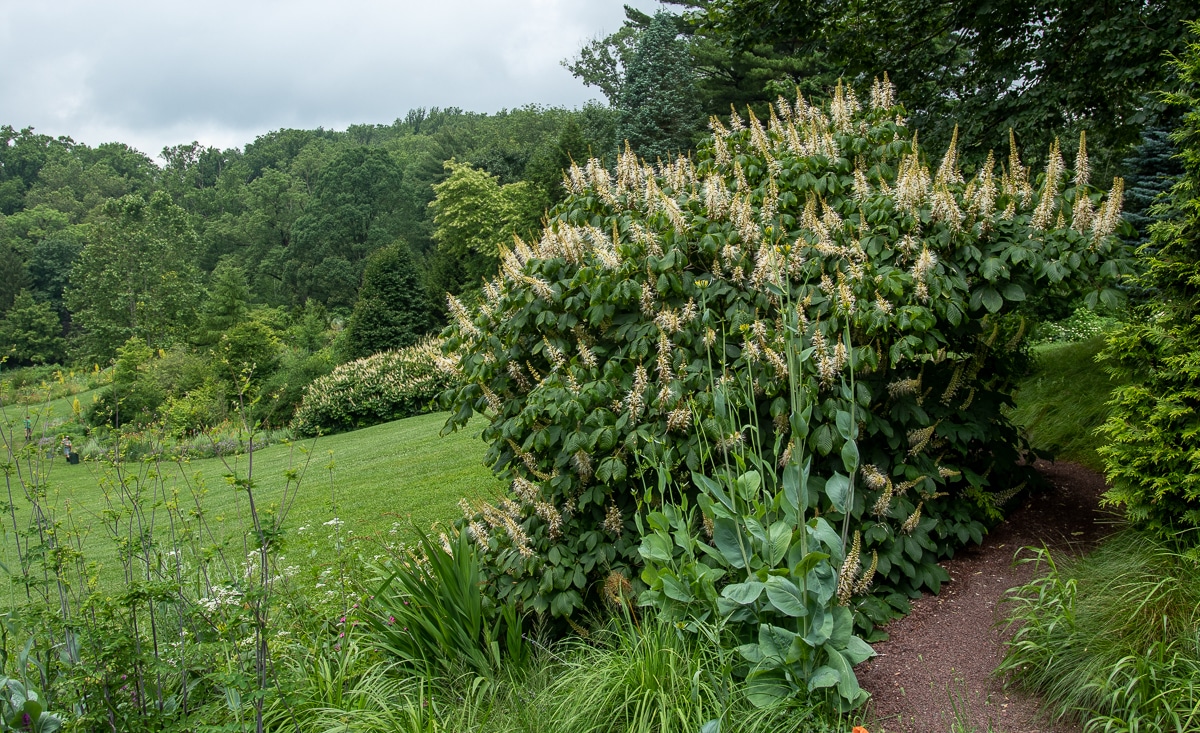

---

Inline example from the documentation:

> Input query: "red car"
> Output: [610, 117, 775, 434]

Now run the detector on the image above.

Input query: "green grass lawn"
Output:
[1, 385, 100, 433]
[1, 412, 501, 587]
[1010, 336, 1125, 471]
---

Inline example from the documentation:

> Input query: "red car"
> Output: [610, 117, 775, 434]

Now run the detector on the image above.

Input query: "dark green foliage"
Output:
[0, 290, 66, 366]
[1001, 531, 1200, 731]
[0, 243, 29, 315]
[344, 242, 431, 359]
[196, 259, 252, 346]
[1122, 127, 1184, 249]
[442, 85, 1129, 623]
[1100, 26, 1200, 544]
[290, 146, 405, 308]
[66, 192, 202, 362]
[675, 0, 1193, 166]
[257, 347, 336, 427]
[25, 234, 80, 321]
[616, 11, 703, 163]
[88, 337, 165, 427]
[0, 126, 73, 215]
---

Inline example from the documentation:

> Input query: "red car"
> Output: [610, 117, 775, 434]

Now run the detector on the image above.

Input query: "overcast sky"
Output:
[0, 0, 662, 160]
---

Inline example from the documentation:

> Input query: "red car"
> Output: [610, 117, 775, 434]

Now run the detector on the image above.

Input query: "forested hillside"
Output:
[0, 105, 616, 365]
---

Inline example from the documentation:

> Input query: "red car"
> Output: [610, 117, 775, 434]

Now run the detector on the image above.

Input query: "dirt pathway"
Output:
[858, 461, 1112, 733]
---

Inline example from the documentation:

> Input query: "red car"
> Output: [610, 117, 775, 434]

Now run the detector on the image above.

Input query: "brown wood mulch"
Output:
[857, 461, 1114, 733]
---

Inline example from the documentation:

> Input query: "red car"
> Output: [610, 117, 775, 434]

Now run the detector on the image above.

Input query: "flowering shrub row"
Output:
[292, 338, 452, 436]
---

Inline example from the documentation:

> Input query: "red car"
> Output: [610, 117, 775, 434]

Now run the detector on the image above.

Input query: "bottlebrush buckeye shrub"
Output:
[293, 337, 450, 436]
[439, 79, 1131, 624]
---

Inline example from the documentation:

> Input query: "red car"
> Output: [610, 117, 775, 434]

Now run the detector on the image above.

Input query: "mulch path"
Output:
[858, 461, 1114, 733]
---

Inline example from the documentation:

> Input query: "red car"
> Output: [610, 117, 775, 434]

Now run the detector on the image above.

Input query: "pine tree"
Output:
[344, 242, 430, 359]
[1122, 127, 1184, 249]
[616, 11, 702, 163]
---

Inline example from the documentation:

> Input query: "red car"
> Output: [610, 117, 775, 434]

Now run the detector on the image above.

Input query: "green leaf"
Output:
[639, 534, 673, 564]
[803, 603, 833, 647]
[842, 635, 876, 665]
[1002, 283, 1025, 301]
[764, 575, 806, 617]
[808, 665, 841, 691]
[824, 647, 864, 704]
[662, 575, 694, 603]
[721, 581, 765, 605]
[713, 518, 749, 569]
[693, 472, 734, 513]
[737, 643, 764, 664]
[814, 424, 834, 455]
[841, 439, 860, 473]
[981, 286, 1003, 313]
[789, 548, 830, 578]
[736, 471, 762, 499]
[830, 605, 855, 647]
[745, 669, 791, 708]
[835, 410, 854, 440]
[758, 624, 798, 662]
[826, 472, 850, 513]
[766, 522, 791, 566]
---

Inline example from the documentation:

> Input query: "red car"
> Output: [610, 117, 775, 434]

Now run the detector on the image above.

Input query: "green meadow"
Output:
[1, 412, 501, 587]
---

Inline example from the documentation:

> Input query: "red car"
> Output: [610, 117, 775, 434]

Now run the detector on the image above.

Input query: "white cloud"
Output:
[0, 0, 661, 158]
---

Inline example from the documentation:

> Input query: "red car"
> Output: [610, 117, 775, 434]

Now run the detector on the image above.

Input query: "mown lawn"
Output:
[1010, 337, 1123, 471]
[1, 412, 501, 586]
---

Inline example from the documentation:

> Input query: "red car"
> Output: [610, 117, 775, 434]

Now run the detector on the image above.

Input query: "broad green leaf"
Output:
[693, 472, 734, 512]
[789, 547, 830, 577]
[713, 518, 749, 569]
[638, 534, 673, 564]
[737, 643, 764, 664]
[841, 439, 860, 473]
[824, 647, 864, 704]
[721, 580, 765, 605]
[662, 575, 694, 603]
[803, 603, 833, 647]
[764, 575, 806, 617]
[808, 665, 841, 691]
[830, 605, 855, 647]
[843, 635, 876, 665]
[1002, 282, 1025, 301]
[835, 410, 854, 440]
[745, 669, 791, 709]
[766, 522, 791, 566]
[826, 472, 850, 513]
[981, 286, 1003, 313]
[736, 470, 762, 499]
[758, 624, 798, 662]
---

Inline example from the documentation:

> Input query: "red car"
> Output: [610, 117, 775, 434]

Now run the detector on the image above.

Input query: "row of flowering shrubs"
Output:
[292, 337, 453, 436]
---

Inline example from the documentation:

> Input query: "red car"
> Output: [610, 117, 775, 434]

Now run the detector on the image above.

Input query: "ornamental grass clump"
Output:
[440, 77, 1130, 632]
[293, 337, 451, 436]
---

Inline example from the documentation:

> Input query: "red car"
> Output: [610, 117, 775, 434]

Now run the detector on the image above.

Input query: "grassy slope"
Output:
[2, 412, 501, 583]
[1010, 337, 1123, 471]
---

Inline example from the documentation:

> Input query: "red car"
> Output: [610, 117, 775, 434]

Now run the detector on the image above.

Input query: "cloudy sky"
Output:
[0, 0, 662, 160]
